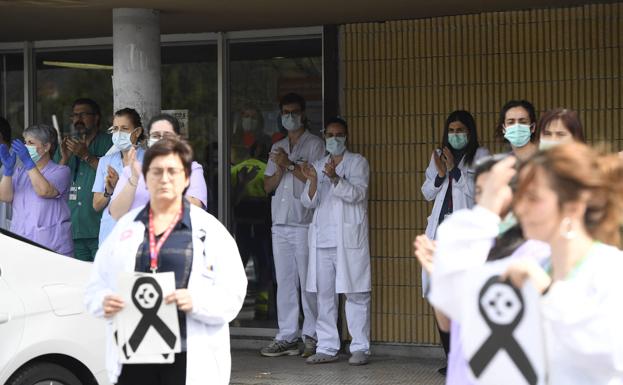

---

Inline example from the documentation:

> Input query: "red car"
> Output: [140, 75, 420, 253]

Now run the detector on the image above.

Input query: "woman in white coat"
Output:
[85, 139, 247, 385]
[300, 117, 371, 366]
[421, 110, 488, 373]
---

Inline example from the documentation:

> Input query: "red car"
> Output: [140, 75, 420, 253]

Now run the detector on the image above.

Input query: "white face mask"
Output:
[112, 131, 133, 151]
[326, 137, 347, 156]
[241, 117, 258, 132]
[281, 113, 302, 131]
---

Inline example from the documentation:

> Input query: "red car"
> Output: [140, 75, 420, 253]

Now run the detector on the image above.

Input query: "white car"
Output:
[0, 229, 109, 385]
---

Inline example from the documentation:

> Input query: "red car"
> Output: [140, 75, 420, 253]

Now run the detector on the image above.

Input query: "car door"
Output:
[0, 268, 25, 376]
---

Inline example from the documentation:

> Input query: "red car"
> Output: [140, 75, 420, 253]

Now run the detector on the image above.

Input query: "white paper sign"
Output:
[161, 109, 189, 139]
[460, 261, 546, 385]
[115, 272, 181, 364]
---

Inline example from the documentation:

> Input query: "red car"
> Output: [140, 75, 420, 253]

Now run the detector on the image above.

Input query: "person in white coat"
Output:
[261, 93, 325, 358]
[84, 139, 247, 385]
[300, 117, 371, 366]
[421, 110, 489, 374]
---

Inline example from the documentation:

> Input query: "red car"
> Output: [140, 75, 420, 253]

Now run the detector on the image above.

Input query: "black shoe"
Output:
[437, 367, 447, 376]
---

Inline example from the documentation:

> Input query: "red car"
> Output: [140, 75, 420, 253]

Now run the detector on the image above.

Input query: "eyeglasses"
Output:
[147, 167, 185, 178]
[70, 112, 96, 120]
[108, 126, 137, 134]
[149, 132, 178, 140]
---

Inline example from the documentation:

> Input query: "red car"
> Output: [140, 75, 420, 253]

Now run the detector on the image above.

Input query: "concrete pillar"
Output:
[112, 8, 161, 125]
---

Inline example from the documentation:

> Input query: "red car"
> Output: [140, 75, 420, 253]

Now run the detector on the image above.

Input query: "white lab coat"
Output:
[430, 206, 623, 385]
[85, 204, 248, 385]
[302, 151, 371, 293]
[420, 146, 489, 293]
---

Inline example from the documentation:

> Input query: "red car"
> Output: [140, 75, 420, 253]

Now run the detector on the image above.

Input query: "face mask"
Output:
[26, 145, 42, 163]
[281, 114, 302, 131]
[112, 131, 133, 151]
[504, 124, 532, 148]
[326, 137, 347, 156]
[448, 133, 468, 150]
[538, 139, 561, 151]
[241, 117, 258, 132]
[498, 212, 519, 235]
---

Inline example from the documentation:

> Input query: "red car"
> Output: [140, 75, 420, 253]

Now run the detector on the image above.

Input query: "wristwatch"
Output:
[286, 163, 295, 172]
[103, 189, 112, 198]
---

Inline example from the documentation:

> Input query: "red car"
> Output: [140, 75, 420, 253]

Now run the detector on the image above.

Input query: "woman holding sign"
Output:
[85, 139, 247, 385]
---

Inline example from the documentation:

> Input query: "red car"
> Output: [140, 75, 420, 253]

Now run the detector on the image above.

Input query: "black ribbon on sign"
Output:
[468, 276, 537, 385]
[126, 276, 177, 355]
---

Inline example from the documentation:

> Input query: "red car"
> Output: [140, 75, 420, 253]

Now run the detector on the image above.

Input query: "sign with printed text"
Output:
[161, 109, 189, 139]
[460, 262, 546, 385]
[115, 272, 181, 364]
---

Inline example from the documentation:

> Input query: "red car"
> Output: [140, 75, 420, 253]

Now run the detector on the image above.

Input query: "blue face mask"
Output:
[112, 131, 134, 151]
[504, 124, 532, 148]
[326, 137, 346, 156]
[448, 133, 468, 150]
[26, 145, 42, 163]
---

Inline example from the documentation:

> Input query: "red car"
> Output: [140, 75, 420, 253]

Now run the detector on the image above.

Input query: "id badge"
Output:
[69, 184, 78, 201]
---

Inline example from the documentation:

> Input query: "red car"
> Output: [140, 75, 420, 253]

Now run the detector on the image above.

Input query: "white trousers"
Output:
[316, 247, 371, 355]
[272, 225, 317, 342]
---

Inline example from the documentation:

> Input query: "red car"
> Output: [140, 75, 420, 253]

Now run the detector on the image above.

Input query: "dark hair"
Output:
[535, 108, 585, 143]
[496, 100, 537, 143]
[114, 108, 146, 142]
[147, 113, 181, 135]
[441, 110, 480, 166]
[23, 124, 58, 158]
[279, 93, 306, 112]
[324, 116, 348, 136]
[72, 98, 101, 120]
[142, 138, 193, 180]
[516, 142, 623, 246]
[0, 116, 11, 144]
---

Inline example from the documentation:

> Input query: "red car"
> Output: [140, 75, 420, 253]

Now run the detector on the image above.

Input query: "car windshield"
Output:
[0, 228, 53, 253]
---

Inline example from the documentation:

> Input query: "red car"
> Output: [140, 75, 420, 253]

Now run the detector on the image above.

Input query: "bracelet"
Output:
[128, 178, 138, 187]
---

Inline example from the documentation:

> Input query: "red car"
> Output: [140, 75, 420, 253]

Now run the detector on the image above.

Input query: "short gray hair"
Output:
[23, 124, 58, 156]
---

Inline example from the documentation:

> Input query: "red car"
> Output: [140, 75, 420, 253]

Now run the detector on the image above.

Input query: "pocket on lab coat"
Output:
[343, 222, 364, 249]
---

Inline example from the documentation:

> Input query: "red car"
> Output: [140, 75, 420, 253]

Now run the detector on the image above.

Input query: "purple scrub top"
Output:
[10, 160, 73, 256]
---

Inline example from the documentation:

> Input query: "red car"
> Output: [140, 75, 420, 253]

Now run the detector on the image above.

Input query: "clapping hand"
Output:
[0, 144, 16, 176]
[323, 158, 338, 179]
[300, 162, 317, 181]
[12, 139, 35, 170]
[432, 149, 446, 177]
[66, 136, 89, 159]
[442, 147, 455, 171]
[105, 166, 119, 195]
[269, 147, 291, 169]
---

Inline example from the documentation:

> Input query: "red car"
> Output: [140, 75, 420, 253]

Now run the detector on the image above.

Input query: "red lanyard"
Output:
[148, 207, 182, 273]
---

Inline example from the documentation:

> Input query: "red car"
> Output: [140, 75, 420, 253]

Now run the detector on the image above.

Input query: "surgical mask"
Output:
[498, 212, 518, 235]
[504, 124, 532, 148]
[26, 145, 41, 163]
[241, 117, 258, 132]
[539, 139, 561, 151]
[281, 113, 302, 131]
[326, 137, 346, 156]
[448, 133, 468, 150]
[112, 131, 133, 151]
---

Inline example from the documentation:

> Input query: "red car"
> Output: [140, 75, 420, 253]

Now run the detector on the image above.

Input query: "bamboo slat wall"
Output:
[339, 3, 623, 344]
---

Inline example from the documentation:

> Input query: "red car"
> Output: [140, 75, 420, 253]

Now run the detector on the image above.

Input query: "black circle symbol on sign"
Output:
[127, 276, 178, 354]
[468, 275, 537, 385]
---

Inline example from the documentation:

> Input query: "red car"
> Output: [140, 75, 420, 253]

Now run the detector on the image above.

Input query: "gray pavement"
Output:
[230, 349, 446, 385]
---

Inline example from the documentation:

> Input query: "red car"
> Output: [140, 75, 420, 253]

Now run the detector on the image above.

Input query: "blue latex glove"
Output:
[0, 144, 17, 176]
[12, 139, 35, 171]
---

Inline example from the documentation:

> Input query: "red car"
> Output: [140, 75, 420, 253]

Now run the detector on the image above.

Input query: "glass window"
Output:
[161, 43, 218, 215]
[229, 38, 322, 328]
[0, 52, 24, 133]
[35, 48, 113, 135]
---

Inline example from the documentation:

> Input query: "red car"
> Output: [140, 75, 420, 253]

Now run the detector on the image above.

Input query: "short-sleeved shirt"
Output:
[93, 147, 145, 245]
[264, 130, 325, 226]
[134, 199, 193, 350]
[10, 161, 73, 255]
[111, 161, 208, 213]
[53, 131, 113, 240]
